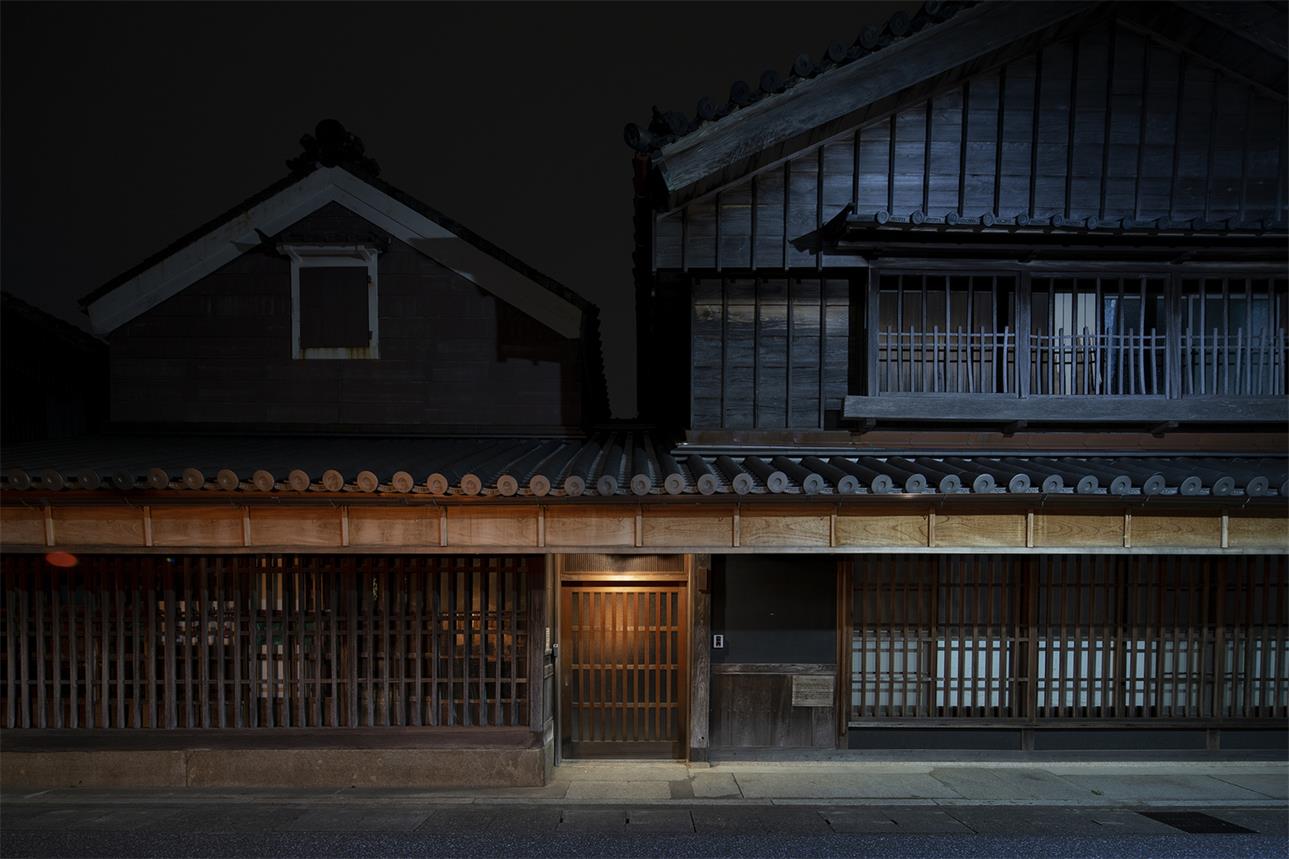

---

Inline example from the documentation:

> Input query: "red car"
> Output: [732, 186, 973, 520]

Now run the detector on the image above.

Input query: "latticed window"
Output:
[1, 554, 535, 730]
[851, 554, 1287, 725]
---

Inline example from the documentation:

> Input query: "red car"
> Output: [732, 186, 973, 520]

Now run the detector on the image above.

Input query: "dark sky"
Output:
[1, 1, 912, 418]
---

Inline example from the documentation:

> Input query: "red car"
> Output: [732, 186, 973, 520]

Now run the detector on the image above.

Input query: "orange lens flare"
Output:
[44, 551, 78, 568]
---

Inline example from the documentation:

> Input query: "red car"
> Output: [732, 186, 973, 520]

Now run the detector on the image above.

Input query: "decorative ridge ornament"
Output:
[286, 119, 381, 177]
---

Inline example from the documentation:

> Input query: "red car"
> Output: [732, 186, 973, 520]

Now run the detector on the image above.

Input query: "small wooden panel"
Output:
[710, 672, 835, 749]
[0, 507, 45, 546]
[445, 506, 537, 547]
[348, 506, 440, 547]
[1227, 517, 1289, 549]
[740, 506, 831, 547]
[1033, 514, 1124, 548]
[1132, 515, 1221, 548]
[50, 506, 144, 547]
[150, 506, 243, 547]
[642, 506, 734, 547]
[248, 507, 341, 547]
[933, 513, 1026, 547]
[545, 506, 633, 547]
[835, 513, 928, 547]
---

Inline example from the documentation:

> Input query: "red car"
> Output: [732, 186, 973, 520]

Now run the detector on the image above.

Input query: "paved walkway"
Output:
[5, 759, 1285, 807]
[4, 763, 1286, 857]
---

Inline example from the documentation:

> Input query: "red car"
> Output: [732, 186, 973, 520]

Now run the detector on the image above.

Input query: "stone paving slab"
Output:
[822, 808, 972, 834]
[690, 772, 740, 798]
[284, 808, 431, 831]
[416, 805, 562, 834]
[689, 805, 832, 833]
[734, 771, 961, 799]
[1210, 773, 1289, 800]
[1086, 810, 1189, 834]
[625, 808, 697, 833]
[928, 767, 1096, 801]
[563, 780, 671, 801]
[1059, 774, 1274, 802]
[947, 807, 1117, 836]
[146, 804, 311, 832]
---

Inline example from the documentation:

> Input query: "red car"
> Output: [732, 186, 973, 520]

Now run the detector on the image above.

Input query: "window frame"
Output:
[282, 244, 380, 360]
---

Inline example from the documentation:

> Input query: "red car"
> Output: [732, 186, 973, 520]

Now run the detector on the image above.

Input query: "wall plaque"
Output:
[791, 674, 835, 708]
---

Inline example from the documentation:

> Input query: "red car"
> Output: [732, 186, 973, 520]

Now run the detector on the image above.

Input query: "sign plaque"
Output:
[791, 674, 835, 708]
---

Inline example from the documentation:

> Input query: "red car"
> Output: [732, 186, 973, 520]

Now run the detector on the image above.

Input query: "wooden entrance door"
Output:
[560, 582, 687, 758]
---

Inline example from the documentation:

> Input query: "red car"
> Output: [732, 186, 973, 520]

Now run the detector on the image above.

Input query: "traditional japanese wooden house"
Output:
[1, 1, 1287, 789]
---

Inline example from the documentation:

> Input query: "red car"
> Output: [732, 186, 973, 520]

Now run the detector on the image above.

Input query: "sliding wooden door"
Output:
[559, 581, 686, 758]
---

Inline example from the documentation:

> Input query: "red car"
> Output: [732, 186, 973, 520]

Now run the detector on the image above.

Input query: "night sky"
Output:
[1, 1, 913, 417]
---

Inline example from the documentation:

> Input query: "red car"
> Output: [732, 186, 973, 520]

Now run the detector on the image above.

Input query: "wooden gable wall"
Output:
[654, 17, 1287, 271]
[109, 203, 587, 432]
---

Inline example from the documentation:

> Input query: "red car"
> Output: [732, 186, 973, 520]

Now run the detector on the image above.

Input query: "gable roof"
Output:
[80, 129, 598, 340]
[628, 0, 1289, 210]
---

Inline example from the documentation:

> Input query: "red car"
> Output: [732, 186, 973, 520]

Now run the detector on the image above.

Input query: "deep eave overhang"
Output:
[649, 1, 1098, 210]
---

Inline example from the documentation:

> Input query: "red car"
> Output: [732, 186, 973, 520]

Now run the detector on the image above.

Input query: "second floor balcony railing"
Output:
[876, 325, 1286, 398]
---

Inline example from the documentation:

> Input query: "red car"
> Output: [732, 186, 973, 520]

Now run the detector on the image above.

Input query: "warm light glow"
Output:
[45, 551, 78, 568]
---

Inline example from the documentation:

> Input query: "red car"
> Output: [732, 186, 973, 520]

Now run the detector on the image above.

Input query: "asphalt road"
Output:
[2, 830, 1287, 858]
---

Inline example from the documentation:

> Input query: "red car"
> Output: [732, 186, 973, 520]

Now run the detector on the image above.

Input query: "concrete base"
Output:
[1, 729, 545, 790]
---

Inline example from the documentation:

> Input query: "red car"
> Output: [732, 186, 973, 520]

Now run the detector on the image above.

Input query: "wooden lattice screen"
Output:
[852, 554, 1288, 724]
[1, 554, 533, 730]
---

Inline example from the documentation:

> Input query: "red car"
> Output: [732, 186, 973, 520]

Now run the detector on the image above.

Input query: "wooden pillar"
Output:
[688, 554, 712, 763]
[835, 559, 853, 748]
[528, 557, 553, 783]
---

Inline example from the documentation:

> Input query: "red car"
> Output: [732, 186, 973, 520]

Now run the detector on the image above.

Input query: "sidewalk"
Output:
[6, 759, 1286, 808]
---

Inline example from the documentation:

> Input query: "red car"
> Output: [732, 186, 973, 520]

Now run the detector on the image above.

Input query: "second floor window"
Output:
[283, 245, 380, 359]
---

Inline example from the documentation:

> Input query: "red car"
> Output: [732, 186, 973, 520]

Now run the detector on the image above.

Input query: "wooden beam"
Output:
[688, 554, 711, 763]
[2, 502, 1284, 555]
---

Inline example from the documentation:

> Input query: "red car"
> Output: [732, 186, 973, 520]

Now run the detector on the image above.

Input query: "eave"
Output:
[650, 1, 1099, 210]
[2, 493, 1284, 556]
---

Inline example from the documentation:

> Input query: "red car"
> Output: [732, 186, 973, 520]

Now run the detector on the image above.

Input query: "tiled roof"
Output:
[624, 1, 974, 154]
[3, 433, 1285, 499]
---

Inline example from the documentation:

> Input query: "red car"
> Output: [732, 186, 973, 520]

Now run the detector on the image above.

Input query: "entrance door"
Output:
[559, 581, 687, 758]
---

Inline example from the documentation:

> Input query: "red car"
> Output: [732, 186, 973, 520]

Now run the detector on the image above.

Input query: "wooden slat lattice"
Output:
[0, 554, 532, 729]
[851, 554, 1287, 723]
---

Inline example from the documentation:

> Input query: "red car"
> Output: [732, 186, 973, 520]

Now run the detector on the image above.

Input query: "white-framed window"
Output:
[281, 244, 380, 359]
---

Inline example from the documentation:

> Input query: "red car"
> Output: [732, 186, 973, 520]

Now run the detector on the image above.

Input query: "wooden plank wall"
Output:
[710, 665, 836, 748]
[0, 554, 535, 730]
[655, 20, 1288, 270]
[691, 277, 850, 429]
[850, 553, 1288, 725]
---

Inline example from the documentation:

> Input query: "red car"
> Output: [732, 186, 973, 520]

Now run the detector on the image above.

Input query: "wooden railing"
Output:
[875, 326, 1286, 398]
[1180, 328, 1287, 397]
[1028, 328, 1167, 396]
[878, 327, 1015, 394]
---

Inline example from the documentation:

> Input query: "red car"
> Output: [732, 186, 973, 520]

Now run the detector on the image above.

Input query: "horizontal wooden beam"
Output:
[2, 502, 1283, 555]
[844, 394, 1289, 424]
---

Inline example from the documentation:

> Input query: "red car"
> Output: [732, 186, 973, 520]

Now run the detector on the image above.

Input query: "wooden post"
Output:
[688, 554, 712, 763]
[865, 268, 880, 397]
[835, 558, 853, 748]
[1016, 272, 1032, 398]
[529, 555, 554, 782]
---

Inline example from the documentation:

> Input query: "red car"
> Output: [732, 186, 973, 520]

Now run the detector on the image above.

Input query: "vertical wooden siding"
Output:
[691, 277, 850, 429]
[851, 554, 1288, 723]
[656, 21, 1287, 271]
[0, 554, 533, 730]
